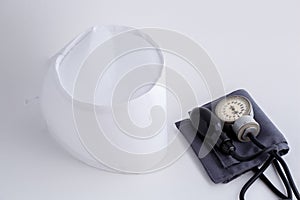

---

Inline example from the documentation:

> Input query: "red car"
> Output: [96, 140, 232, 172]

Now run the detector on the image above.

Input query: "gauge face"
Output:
[214, 95, 252, 123]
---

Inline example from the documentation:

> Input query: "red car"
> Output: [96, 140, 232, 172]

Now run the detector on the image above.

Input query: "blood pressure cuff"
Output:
[175, 89, 289, 183]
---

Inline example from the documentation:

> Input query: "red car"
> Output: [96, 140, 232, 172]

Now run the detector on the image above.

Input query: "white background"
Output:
[1, 0, 300, 199]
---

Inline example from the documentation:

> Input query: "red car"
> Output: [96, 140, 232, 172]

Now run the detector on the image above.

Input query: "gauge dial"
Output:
[214, 95, 252, 123]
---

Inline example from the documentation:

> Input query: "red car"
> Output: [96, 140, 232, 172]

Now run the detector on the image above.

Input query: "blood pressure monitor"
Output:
[214, 95, 260, 142]
[177, 91, 299, 200]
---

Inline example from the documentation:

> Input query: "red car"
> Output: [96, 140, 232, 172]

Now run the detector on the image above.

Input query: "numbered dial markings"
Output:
[215, 96, 251, 123]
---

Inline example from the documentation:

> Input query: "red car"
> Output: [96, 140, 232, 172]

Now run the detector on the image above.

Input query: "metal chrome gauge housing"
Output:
[214, 95, 259, 142]
[214, 95, 253, 123]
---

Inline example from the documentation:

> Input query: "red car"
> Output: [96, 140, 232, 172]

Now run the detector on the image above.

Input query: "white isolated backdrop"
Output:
[0, 0, 300, 200]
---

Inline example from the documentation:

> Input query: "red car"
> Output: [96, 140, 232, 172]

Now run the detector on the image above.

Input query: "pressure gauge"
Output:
[214, 95, 253, 123]
[214, 95, 260, 142]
